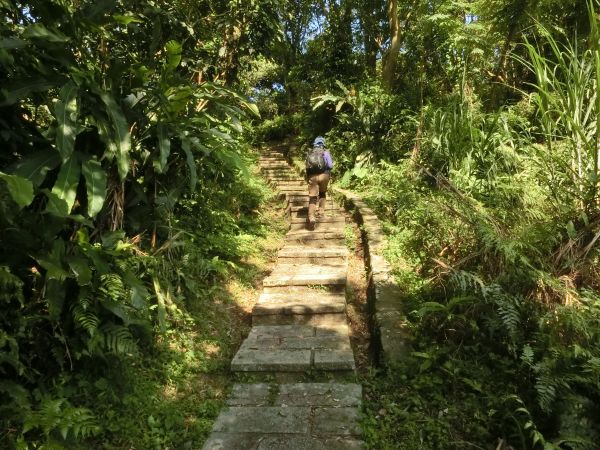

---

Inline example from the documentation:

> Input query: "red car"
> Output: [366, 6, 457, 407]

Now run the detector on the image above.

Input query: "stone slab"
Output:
[250, 325, 315, 338]
[277, 247, 347, 258]
[202, 433, 364, 450]
[288, 221, 345, 232]
[227, 383, 272, 406]
[212, 406, 310, 433]
[253, 313, 349, 328]
[264, 264, 347, 287]
[313, 348, 356, 370]
[290, 216, 345, 224]
[312, 407, 362, 436]
[231, 348, 311, 372]
[249, 335, 350, 351]
[254, 292, 346, 315]
[277, 383, 362, 407]
[285, 230, 344, 240]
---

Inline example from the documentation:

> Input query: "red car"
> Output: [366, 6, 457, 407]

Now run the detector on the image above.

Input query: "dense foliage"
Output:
[0, 0, 282, 447]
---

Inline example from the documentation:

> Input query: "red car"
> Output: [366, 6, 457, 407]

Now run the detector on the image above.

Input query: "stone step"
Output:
[290, 216, 345, 224]
[268, 177, 304, 182]
[230, 323, 355, 372]
[285, 230, 345, 241]
[253, 311, 349, 326]
[262, 284, 346, 295]
[276, 256, 346, 265]
[289, 221, 345, 232]
[264, 263, 347, 287]
[274, 180, 305, 185]
[278, 247, 348, 258]
[254, 291, 346, 316]
[203, 383, 363, 449]
[290, 204, 337, 211]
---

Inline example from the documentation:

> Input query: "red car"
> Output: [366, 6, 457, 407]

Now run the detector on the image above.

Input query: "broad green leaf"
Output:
[43, 190, 69, 217]
[153, 278, 167, 333]
[54, 81, 79, 162]
[51, 156, 81, 214]
[113, 14, 144, 25]
[123, 270, 149, 310]
[22, 24, 70, 43]
[12, 149, 61, 187]
[165, 40, 182, 72]
[95, 89, 131, 180]
[67, 256, 92, 285]
[0, 172, 34, 209]
[242, 101, 260, 118]
[181, 136, 197, 192]
[81, 157, 107, 218]
[154, 124, 170, 173]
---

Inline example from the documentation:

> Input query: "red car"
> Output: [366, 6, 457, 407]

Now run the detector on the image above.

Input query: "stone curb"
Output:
[289, 156, 410, 365]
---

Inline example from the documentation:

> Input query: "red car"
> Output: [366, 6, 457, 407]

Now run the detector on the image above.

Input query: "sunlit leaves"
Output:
[50, 155, 80, 214]
[54, 81, 79, 162]
[81, 157, 107, 218]
[0, 172, 33, 209]
[95, 89, 131, 181]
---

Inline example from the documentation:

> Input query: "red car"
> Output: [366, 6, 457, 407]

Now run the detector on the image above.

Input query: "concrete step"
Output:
[202, 383, 363, 449]
[288, 200, 340, 212]
[290, 216, 345, 224]
[253, 291, 346, 316]
[285, 230, 345, 241]
[289, 221, 345, 232]
[264, 263, 347, 287]
[278, 246, 348, 258]
[230, 323, 355, 372]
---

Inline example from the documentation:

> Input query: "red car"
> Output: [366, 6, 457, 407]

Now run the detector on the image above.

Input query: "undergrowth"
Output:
[350, 160, 600, 449]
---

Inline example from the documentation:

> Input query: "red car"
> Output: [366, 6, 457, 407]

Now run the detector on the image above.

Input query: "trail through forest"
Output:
[203, 146, 364, 449]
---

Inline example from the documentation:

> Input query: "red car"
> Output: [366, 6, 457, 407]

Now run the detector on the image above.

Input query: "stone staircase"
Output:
[202, 147, 364, 449]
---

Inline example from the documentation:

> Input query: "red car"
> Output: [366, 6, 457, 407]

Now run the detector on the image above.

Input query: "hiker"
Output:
[305, 136, 333, 230]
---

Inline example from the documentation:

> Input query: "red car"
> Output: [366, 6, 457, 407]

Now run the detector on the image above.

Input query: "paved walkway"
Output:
[202, 147, 364, 449]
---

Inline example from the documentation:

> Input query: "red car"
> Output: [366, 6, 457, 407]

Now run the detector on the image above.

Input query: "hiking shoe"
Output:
[307, 218, 316, 231]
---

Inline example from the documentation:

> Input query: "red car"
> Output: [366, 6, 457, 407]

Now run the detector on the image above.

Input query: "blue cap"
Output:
[313, 136, 325, 147]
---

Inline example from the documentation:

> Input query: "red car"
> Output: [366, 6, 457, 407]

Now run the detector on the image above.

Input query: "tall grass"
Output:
[519, 0, 600, 213]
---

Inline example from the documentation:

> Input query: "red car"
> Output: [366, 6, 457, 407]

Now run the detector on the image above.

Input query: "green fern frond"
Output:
[99, 273, 126, 302]
[100, 323, 137, 355]
[72, 304, 100, 337]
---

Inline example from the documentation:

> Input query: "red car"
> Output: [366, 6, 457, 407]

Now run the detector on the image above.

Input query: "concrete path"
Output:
[202, 148, 364, 449]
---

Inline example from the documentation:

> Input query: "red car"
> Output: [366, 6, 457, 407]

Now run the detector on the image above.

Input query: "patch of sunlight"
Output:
[162, 383, 179, 400]
[200, 342, 221, 357]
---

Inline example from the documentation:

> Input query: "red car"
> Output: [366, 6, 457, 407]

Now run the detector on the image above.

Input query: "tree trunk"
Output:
[382, 0, 401, 88]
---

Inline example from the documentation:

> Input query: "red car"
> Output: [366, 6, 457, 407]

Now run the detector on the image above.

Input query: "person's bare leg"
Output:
[307, 175, 318, 230]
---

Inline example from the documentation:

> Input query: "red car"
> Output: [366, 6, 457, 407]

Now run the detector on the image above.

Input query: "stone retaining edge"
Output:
[289, 158, 410, 365]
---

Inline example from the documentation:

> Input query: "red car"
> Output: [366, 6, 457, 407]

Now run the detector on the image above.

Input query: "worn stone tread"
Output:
[264, 264, 347, 286]
[202, 433, 365, 450]
[290, 216, 345, 224]
[254, 291, 346, 315]
[213, 406, 311, 433]
[277, 247, 347, 258]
